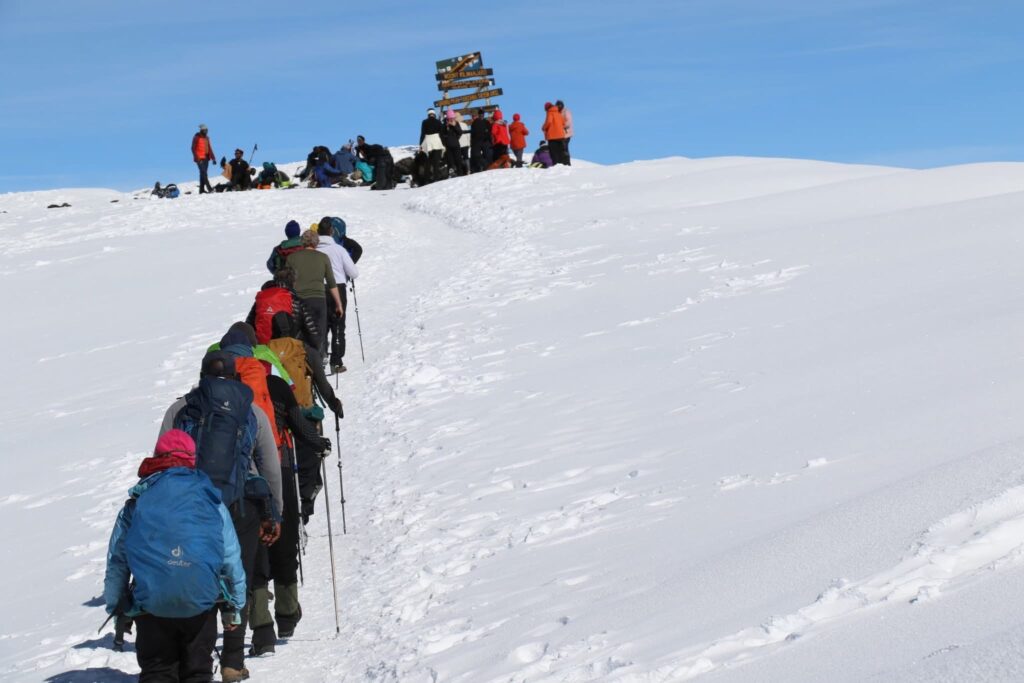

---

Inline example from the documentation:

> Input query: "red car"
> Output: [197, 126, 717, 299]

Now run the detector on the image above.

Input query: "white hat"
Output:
[427, 108, 436, 116]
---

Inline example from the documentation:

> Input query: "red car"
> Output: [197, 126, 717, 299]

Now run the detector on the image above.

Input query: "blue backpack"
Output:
[329, 216, 346, 245]
[124, 469, 225, 617]
[327, 217, 362, 263]
[173, 378, 257, 508]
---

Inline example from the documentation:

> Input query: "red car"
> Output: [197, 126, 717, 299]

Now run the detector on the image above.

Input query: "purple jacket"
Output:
[533, 148, 553, 168]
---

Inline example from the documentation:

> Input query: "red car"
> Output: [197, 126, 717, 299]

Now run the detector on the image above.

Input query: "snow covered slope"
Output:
[4, 156, 1024, 682]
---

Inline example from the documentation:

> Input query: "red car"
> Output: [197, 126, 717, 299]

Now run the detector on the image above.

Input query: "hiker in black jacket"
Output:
[248, 372, 332, 655]
[442, 110, 467, 177]
[356, 136, 395, 190]
[419, 109, 446, 183]
[470, 109, 492, 173]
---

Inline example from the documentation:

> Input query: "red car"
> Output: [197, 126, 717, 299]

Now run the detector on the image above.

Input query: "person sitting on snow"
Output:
[530, 140, 554, 168]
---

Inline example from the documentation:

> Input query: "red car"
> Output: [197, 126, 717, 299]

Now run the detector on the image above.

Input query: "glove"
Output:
[260, 520, 281, 545]
[329, 396, 343, 416]
[318, 437, 332, 455]
[222, 608, 241, 631]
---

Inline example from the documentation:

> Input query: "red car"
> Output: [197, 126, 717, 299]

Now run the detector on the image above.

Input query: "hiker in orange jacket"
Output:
[191, 124, 216, 194]
[509, 114, 529, 168]
[542, 102, 567, 166]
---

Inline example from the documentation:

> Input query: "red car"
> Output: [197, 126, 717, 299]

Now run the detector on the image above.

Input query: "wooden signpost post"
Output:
[434, 51, 502, 118]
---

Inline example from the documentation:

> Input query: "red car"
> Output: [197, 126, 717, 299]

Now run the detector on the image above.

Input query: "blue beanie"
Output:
[285, 220, 301, 238]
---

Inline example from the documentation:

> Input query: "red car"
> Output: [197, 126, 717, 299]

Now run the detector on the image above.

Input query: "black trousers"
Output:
[135, 609, 218, 682]
[302, 296, 329, 361]
[445, 144, 466, 176]
[548, 139, 567, 165]
[196, 161, 212, 194]
[470, 143, 492, 173]
[297, 429, 324, 521]
[373, 156, 394, 190]
[255, 457, 300, 588]
[222, 500, 261, 670]
[326, 286, 347, 367]
[426, 149, 445, 182]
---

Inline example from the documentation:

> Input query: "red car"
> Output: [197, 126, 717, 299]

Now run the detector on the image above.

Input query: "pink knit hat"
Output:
[446, 109, 456, 121]
[155, 429, 196, 459]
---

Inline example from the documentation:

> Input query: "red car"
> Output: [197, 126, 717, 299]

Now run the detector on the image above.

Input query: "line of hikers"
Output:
[188, 99, 574, 193]
[103, 217, 362, 682]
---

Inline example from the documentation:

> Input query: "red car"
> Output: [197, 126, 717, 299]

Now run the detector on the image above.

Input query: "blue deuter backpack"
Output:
[125, 469, 224, 618]
[174, 378, 256, 508]
[329, 216, 346, 245]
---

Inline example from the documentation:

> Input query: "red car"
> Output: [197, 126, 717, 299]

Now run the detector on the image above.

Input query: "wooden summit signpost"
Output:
[434, 51, 502, 119]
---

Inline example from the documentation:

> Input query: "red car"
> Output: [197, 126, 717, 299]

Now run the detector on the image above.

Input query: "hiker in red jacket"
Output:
[509, 114, 529, 168]
[191, 124, 216, 194]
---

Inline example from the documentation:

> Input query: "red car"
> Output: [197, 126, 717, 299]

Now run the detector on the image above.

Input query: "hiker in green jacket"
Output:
[285, 230, 343, 363]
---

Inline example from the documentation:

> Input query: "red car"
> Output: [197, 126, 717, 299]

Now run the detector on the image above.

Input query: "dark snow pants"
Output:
[445, 144, 466, 176]
[548, 139, 567, 166]
[135, 609, 218, 682]
[297, 427, 324, 522]
[302, 296, 329, 362]
[222, 500, 261, 671]
[196, 160, 212, 194]
[512, 148, 525, 168]
[427, 149, 445, 182]
[251, 452, 301, 631]
[372, 155, 394, 190]
[326, 286, 347, 367]
[564, 137, 572, 166]
[261, 457, 300, 587]
[471, 142, 492, 173]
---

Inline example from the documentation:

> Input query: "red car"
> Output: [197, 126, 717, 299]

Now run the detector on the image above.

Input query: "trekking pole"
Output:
[290, 444, 305, 586]
[334, 410, 348, 534]
[351, 282, 365, 362]
[247, 143, 258, 166]
[320, 455, 342, 635]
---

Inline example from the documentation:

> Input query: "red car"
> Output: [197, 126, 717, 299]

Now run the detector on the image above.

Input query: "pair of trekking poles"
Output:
[288, 408, 346, 636]
[308, 323, 359, 636]
[334, 281, 365, 390]
[286, 279, 365, 637]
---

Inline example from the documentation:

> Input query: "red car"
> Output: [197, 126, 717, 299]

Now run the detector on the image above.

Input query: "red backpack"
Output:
[253, 288, 294, 345]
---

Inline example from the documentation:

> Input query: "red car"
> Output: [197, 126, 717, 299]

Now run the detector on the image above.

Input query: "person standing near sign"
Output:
[557, 100, 573, 166]
[420, 108, 446, 183]
[443, 110, 468, 176]
[509, 113, 529, 168]
[542, 102, 568, 166]
[470, 109, 493, 173]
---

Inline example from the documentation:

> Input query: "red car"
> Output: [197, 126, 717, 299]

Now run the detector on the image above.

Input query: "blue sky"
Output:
[1, 0, 1022, 192]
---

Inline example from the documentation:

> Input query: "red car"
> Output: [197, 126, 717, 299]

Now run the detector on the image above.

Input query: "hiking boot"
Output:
[331, 364, 347, 374]
[276, 589, 302, 638]
[248, 623, 276, 656]
[221, 666, 250, 682]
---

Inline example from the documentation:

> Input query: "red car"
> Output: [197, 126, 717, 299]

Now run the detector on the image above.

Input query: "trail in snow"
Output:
[4, 156, 1024, 681]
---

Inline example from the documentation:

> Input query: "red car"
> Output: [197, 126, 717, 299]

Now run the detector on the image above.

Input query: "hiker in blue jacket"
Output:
[104, 428, 246, 682]
[333, 142, 357, 175]
[158, 351, 283, 682]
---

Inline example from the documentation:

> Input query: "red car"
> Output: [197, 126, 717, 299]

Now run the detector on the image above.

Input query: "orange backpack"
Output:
[234, 356, 283, 457]
[267, 337, 313, 408]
